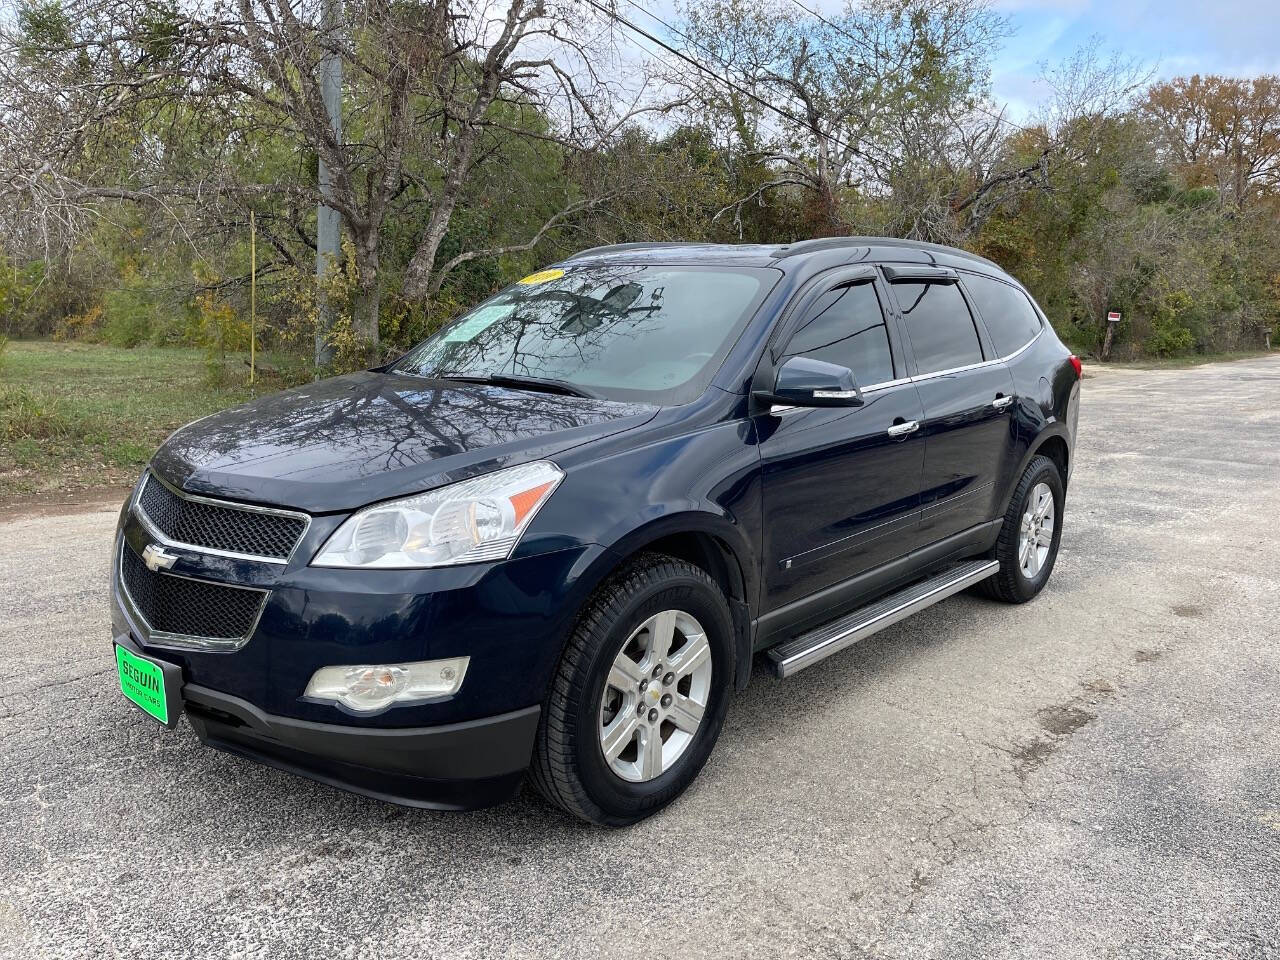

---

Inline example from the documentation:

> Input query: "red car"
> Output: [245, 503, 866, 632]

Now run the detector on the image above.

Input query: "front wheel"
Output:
[530, 553, 734, 826]
[978, 454, 1065, 603]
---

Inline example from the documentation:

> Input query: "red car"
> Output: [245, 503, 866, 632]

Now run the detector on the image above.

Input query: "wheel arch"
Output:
[1035, 434, 1070, 486]
[1001, 426, 1072, 516]
[573, 513, 757, 694]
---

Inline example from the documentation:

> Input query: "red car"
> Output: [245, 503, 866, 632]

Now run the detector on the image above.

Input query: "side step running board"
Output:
[767, 559, 999, 678]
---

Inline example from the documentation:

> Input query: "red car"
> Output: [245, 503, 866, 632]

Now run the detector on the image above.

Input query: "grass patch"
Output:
[0, 341, 278, 501]
[0, 385, 82, 443]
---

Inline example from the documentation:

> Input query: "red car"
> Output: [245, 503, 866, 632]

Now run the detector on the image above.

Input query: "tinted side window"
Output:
[964, 273, 1043, 356]
[781, 281, 894, 385]
[893, 281, 983, 374]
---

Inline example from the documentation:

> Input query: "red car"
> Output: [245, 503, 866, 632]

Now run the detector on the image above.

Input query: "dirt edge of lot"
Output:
[0, 483, 131, 523]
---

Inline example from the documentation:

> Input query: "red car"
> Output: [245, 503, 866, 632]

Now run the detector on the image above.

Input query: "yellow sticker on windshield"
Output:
[518, 268, 565, 285]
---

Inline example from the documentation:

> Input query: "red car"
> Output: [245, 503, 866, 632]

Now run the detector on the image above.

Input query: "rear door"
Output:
[756, 269, 926, 615]
[885, 267, 1017, 547]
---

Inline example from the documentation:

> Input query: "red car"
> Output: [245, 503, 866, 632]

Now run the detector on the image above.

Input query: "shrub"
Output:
[1144, 320, 1196, 357]
[1144, 289, 1198, 357]
[195, 287, 249, 356]
[269, 242, 380, 376]
[54, 303, 104, 342]
[101, 276, 158, 347]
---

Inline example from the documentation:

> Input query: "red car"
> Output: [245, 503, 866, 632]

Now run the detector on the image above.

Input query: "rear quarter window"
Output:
[963, 273, 1043, 356]
[892, 281, 983, 374]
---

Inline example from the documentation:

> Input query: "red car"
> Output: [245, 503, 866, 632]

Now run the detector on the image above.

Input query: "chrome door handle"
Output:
[886, 420, 919, 438]
[992, 395, 1014, 410]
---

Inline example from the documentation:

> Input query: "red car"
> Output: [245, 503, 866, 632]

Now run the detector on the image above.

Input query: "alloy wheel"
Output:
[598, 609, 713, 783]
[1018, 481, 1055, 579]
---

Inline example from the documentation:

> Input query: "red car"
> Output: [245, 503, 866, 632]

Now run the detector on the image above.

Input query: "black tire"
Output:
[529, 552, 735, 826]
[977, 454, 1065, 603]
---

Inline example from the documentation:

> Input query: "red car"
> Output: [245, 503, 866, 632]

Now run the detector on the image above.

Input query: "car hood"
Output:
[151, 371, 659, 513]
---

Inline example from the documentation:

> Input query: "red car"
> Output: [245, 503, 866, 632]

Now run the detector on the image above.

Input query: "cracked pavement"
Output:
[2, 356, 1279, 959]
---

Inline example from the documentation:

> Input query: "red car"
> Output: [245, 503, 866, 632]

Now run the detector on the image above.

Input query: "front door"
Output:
[756, 271, 927, 618]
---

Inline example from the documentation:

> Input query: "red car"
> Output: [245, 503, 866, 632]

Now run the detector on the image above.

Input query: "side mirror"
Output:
[754, 356, 864, 408]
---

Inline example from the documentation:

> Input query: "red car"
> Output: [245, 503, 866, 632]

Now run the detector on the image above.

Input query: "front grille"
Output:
[137, 473, 307, 561]
[120, 543, 267, 643]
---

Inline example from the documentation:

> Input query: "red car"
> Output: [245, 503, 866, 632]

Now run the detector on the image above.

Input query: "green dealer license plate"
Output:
[115, 645, 171, 725]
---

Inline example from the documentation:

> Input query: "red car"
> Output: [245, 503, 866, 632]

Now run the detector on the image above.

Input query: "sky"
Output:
[624, 0, 1280, 124]
[987, 0, 1280, 119]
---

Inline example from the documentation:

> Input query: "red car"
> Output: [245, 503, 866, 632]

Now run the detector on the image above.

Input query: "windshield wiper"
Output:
[434, 372, 599, 399]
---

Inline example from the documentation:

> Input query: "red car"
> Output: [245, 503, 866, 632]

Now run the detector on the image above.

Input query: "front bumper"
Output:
[185, 683, 540, 810]
[115, 632, 540, 809]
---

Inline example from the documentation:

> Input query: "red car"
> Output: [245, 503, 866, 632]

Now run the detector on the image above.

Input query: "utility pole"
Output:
[315, 0, 342, 369]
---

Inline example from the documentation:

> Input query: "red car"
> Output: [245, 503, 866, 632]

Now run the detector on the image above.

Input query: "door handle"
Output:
[992, 395, 1014, 410]
[886, 420, 919, 439]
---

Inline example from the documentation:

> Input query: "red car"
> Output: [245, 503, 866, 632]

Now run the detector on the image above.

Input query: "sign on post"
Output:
[1102, 310, 1122, 359]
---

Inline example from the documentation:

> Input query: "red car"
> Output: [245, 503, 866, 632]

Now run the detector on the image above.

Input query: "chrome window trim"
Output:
[116, 539, 268, 652]
[908, 326, 1042, 383]
[133, 470, 312, 565]
[864, 376, 915, 393]
[765, 329, 1039, 416]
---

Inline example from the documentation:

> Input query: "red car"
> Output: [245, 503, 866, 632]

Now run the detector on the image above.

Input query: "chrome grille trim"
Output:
[116, 539, 269, 652]
[132, 470, 311, 565]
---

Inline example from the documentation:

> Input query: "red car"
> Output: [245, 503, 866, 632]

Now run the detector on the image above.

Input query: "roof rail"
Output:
[772, 236, 1000, 269]
[559, 236, 1003, 271]
[563, 242, 710, 261]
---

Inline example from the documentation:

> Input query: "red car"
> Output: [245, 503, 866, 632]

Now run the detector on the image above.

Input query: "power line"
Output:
[617, 0, 744, 69]
[579, 0, 860, 159]
[595, 0, 851, 153]
[602, 0, 1030, 165]
[777, 0, 853, 44]
[774, 0, 1034, 134]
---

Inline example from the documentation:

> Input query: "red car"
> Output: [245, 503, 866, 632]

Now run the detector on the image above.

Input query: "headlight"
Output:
[311, 460, 563, 568]
[304, 658, 469, 712]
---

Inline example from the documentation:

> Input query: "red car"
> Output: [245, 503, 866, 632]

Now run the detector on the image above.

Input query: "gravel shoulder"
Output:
[1, 356, 1278, 959]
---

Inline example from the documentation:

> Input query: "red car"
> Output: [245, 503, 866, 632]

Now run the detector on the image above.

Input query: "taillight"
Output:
[1069, 355, 1082, 379]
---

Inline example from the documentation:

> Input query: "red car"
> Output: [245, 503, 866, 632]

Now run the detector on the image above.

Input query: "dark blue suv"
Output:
[110, 238, 1081, 825]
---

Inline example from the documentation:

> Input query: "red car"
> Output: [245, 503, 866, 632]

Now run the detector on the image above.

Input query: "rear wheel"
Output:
[978, 455, 1065, 603]
[530, 553, 734, 826]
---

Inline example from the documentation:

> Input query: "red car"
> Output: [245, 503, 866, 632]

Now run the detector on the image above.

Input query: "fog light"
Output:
[304, 658, 468, 712]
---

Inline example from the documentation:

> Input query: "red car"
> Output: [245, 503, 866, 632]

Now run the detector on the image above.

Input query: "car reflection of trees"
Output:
[168, 376, 649, 480]
[425, 275, 665, 383]
[168, 268, 667, 478]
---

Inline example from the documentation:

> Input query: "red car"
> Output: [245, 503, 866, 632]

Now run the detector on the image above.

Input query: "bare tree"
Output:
[0, 0, 657, 346]
[670, 0, 1158, 244]
[672, 0, 1011, 239]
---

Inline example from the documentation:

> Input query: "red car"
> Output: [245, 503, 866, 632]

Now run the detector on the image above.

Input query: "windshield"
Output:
[392, 264, 777, 404]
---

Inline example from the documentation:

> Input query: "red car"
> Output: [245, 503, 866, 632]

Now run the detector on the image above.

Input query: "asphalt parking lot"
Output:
[2, 355, 1279, 959]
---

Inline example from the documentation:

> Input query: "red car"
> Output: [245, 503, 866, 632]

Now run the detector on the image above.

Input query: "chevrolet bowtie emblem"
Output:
[141, 543, 179, 572]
